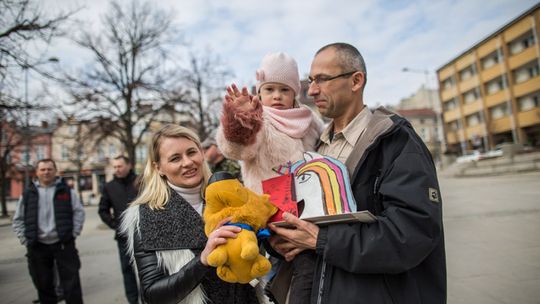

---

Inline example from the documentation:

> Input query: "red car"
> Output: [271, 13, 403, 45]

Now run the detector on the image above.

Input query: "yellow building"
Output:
[437, 3, 540, 154]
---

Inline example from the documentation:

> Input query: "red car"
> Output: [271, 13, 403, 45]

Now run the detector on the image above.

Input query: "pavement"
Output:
[1, 171, 539, 303]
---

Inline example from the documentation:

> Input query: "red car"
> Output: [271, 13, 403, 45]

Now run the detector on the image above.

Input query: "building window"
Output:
[508, 30, 536, 55]
[513, 60, 540, 84]
[35, 145, 46, 161]
[485, 76, 506, 95]
[466, 113, 481, 127]
[442, 77, 455, 90]
[448, 120, 460, 131]
[109, 144, 117, 157]
[136, 145, 147, 163]
[61, 145, 69, 161]
[97, 146, 106, 161]
[3, 178, 11, 198]
[459, 65, 476, 81]
[78, 175, 93, 191]
[463, 88, 480, 104]
[518, 91, 540, 111]
[480, 50, 502, 70]
[69, 124, 77, 136]
[443, 98, 458, 111]
[133, 123, 144, 139]
[489, 103, 509, 120]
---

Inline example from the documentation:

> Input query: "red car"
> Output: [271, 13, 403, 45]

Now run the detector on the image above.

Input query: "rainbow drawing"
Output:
[274, 152, 357, 217]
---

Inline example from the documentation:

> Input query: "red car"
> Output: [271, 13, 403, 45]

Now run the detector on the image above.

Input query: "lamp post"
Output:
[22, 57, 59, 188]
[402, 67, 446, 166]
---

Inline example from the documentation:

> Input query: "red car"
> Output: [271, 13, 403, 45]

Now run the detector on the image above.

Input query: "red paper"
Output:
[262, 174, 298, 222]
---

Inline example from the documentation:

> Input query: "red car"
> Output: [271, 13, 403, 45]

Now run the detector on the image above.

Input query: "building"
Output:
[51, 108, 195, 204]
[395, 85, 444, 163]
[51, 118, 119, 205]
[437, 3, 540, 154]
[398, 108, 441, 161]
[1, 121, 54, 200]
[399, 85, 441, 112]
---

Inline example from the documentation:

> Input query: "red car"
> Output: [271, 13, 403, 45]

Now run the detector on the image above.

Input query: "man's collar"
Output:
[35, 177, 61, 188]
[320, 106, 372, 145]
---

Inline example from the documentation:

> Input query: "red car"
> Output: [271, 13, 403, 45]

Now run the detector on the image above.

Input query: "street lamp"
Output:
[22, 57, 60, 187]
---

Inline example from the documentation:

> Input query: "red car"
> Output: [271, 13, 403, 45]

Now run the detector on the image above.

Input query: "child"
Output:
[216, 52, 324, 304]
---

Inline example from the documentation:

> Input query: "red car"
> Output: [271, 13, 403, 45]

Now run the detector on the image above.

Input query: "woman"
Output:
[120, 124, 261, 304]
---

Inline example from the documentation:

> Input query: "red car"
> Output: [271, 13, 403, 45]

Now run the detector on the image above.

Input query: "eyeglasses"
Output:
[307, 71, 358, 85]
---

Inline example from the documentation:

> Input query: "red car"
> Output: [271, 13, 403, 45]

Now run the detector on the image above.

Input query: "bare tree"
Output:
[62, 0, 183, 165]
[0, 98, 49, 217]
[0, 119, 22, 217]
[0, 0, 72, 85]
[177, 49, 232, 139]
[0, 0, 72, 216]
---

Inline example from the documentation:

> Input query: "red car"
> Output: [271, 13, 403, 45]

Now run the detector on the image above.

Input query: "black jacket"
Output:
[310, 109, 446, 303]
[98, 171, 138, 236]
[132, 189, 259, 304]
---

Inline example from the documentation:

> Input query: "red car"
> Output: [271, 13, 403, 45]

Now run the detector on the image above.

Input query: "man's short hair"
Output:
[113, 155, 131, 165]
[36, 158, 57, 170]
[316, 42, 367, 85]
[201, 129, 218, 149]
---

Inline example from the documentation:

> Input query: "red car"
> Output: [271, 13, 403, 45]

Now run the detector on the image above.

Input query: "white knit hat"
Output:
[255, 52, 301, 97]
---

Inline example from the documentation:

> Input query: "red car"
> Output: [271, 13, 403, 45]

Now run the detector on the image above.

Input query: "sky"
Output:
[39, 0, 539, 108]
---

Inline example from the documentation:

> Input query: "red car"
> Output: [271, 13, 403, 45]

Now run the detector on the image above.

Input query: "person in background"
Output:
[98, 155, 139, 304]
[202, 128, 242, 180]
[13, 159, 85, 304]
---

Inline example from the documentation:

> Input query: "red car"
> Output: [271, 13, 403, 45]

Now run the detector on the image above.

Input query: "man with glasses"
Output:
[269, 43, 446, 303]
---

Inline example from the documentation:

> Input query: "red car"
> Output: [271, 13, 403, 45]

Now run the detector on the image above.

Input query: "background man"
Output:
[202, 129, 241, 179]
[98, 155, 139, 304]
[269, 43, 446, 303]
[13, 159, 85, 304]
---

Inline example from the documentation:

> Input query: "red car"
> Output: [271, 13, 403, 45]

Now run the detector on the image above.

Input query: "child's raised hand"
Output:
[225, 84, 257, 111]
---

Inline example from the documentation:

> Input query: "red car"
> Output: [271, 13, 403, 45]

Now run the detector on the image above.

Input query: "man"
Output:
[13, 159, 85, 304]
[202, 129, 241, 179]
[269, 43, 446, 303]
[98, 156, 139, 304]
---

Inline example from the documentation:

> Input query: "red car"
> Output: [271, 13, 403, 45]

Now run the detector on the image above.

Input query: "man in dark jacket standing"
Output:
[98, 156, 139, 304]
[12, 159, 85, 304]
[269, 43, 446, 303]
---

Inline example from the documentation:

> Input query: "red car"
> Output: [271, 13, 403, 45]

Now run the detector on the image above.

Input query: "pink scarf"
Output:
[263, 105, 313, 139]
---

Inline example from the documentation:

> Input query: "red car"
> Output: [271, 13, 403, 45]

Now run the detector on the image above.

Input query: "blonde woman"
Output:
[120, 125, 261, 304]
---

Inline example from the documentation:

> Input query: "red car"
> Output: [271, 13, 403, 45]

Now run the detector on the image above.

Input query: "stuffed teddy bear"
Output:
[204, 172, 278, 284]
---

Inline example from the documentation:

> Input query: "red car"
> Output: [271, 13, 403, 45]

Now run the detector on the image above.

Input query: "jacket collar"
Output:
[138, 189, 207, 251]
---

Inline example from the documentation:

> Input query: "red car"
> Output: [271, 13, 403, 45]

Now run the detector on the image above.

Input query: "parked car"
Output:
[482, 148, 504, 159]
[456, 150, 482, 163]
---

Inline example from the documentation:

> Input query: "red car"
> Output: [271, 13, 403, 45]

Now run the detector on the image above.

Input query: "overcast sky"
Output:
[41, 0, 538, 107]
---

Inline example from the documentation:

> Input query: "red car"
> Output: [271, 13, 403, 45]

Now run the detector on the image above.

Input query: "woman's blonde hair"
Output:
[131, 124, 212, 210]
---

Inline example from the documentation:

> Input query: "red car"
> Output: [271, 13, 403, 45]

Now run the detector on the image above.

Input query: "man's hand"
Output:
[269, 212, 320, 261]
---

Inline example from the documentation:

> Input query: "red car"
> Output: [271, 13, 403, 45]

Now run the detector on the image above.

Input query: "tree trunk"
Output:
[0, 163, 8, 217]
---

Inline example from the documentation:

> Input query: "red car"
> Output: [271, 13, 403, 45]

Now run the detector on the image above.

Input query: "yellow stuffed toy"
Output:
[204, 172, 278, 284]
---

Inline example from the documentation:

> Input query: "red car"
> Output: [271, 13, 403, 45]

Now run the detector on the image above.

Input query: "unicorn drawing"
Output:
[272, 152, 357, 219]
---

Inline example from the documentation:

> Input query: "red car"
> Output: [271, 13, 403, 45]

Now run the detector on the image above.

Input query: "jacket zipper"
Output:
[316, 259, 327, 304]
